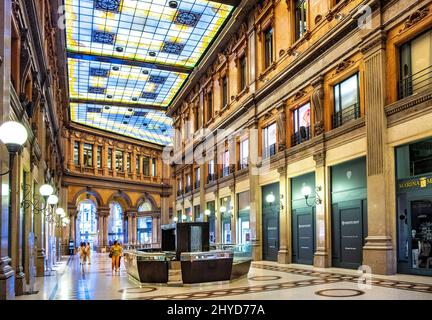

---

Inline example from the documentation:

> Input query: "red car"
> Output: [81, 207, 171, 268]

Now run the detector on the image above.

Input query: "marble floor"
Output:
[16, 253, 432, 300]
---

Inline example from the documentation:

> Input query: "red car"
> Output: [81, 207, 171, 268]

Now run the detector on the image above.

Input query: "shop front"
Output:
[291, 173, 316, 265]
[262, 183, 280, 262]
[206, 201, 216, 244]
[237, 191, 251, 245]
[396, 138, 432, 276]
[220, 197, 232, 244]
[331, 157, 367, 269]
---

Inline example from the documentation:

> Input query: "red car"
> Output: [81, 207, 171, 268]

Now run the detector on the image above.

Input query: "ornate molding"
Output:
[400, 7, 430, 33]
[333, 58, 355, 75]
[313, 151, 325, 167]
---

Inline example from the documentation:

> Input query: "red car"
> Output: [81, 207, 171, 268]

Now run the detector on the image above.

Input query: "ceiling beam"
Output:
[67, 52, 192, 74]
[208, 0, 241, 6]
[70, 99, 168, 112]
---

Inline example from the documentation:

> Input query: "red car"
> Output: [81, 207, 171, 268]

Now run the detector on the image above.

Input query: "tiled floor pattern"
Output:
[16, 254, 432, 300]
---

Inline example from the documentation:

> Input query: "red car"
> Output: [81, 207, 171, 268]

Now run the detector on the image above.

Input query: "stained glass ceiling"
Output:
[65, 0, 235, 145]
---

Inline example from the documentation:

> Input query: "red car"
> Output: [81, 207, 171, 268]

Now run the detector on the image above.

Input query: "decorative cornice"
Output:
[400, 6, 430, 33]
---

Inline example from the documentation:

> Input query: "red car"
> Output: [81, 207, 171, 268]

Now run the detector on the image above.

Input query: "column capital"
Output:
[98, 208, 110, 217]
[126, 211, 138, 218]
[359, 29, 387, 56]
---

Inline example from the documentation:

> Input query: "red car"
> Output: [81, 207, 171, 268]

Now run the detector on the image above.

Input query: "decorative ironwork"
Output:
[161, 42, 185, 55]
[88, 87, 107, 94]
[291, 126, 311, 146]
[175, 11, 202, 27]
[332, 103, 361, 129]
[94, 0, 121, 12]
[90, 68, 110, 77]
[398, 65, 432, 100]
[92, 31, 116, 44]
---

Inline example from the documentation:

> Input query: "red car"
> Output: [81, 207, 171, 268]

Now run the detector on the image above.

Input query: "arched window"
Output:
[138, 200, 153, 212]
[108, 202, 124, 244]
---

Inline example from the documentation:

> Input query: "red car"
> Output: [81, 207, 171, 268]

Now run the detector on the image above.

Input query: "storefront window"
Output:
[185, 207, 192, 222]
[207, 201, 216, 244]
[396, 138, 432, 275]
[137, 216, 152, 244]
[237, 191, 250, 245]
[220, 197, 232, 244]
[194, 205, 201, 222]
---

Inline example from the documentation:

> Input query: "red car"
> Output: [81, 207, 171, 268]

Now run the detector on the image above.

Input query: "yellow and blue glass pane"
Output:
[68, 58, 187, 107]
[65, 0, 233, 68]
[70, 103, 174, 145]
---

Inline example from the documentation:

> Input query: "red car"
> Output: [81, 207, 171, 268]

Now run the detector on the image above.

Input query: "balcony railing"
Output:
[207, 173, 215, 183]
[194, 181, 200, 189]
[222, 166, 230, 177]
[399, 65, 432, 99]
[177, 190, 182, 197]
[263, 144, 276, 159]
[239, 158, 248, 170]
[185, 186, 192, 193]
[291, 126, 311, 146]
[332, 103, 360, 129]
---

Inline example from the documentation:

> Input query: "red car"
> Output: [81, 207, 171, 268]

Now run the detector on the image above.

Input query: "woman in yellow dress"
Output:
[109, 240, 123, 274]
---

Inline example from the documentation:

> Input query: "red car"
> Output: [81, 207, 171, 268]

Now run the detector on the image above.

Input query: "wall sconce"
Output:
[0, 121, 28, 176]
[219, 206, 226, 214]
[301, 186, 322, 207]
[173, 216, 178, 223]
[181, 214, 187, 222]
[265, 192, 284, 210]
[204, 209, 211, 216]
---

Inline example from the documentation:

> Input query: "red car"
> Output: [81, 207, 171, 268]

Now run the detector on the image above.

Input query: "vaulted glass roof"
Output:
[65, 0, 235, 145]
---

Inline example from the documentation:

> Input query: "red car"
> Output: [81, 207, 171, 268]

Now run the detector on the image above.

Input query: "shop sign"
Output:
[398, 176, 432, 191]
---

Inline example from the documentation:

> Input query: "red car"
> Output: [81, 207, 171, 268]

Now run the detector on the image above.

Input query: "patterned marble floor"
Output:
[17, 253, 432, 300]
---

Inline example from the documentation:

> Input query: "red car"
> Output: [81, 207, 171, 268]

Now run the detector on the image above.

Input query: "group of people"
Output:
[77, 240, 123, 274]
[78, 242, 91, 266]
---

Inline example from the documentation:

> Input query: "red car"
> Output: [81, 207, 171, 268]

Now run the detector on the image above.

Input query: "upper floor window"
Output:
[399, 29, 432, 99]
[295, 0, 307, 41]
[264, 27, 273, 69]
[239, 56, 247, 91]
[194, 108, 200, 131]
[208, 159, 215, 182]
[127, 153, 131, 173]
[333, 73, 360, 128]
[152, 158, 156, 176]
[74, 142, 80, 165]
[177, 179, 182, 196]
[222, 150, 230, 177]
[195, 167, 200, 189]
[263, 123, 277, 159]
[136, 156, 140, 174]
[108, 148, 112, 169]
[143, 156, 150, 176]
[115, 150, 123, 171]
[239, 139, 249, 169]
[222, 76, 228, 108]
[83, 143, 93, 167]
[97, 146, 102, 168]
[207, 91, 213, 122]
[292, 102, 311, 146]
[186, 174, 191, 192]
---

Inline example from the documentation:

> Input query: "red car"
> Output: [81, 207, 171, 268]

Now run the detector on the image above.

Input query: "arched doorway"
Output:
[76, 200, 98, 249]
[108, 202, 124, 245]
[137, 201, 154, 245]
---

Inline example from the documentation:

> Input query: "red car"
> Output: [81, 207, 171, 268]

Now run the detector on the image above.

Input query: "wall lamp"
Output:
[0, 121, 28, 176]
[301, 186, 322, 207]
[21, 183, 56, 217]
[204, 209, 211, 216]
[266, 192, 284, 210]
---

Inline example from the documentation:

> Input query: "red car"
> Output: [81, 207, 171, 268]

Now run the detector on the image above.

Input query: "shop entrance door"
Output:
[292, 207, 315, 265]
[407, 199, 432, 275]
[332, 200, 367, 269]
[262, 183, 280, 262]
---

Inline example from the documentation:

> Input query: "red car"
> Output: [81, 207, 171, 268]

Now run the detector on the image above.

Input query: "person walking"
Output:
[78, 242, 87, 266]
[109, 240, 122, 274]
[86, 242, 91, 265]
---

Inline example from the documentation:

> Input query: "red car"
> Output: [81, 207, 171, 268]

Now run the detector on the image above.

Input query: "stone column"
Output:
[127, 212, 133, 245]
[214, 190, 221, 244]
[68, 136, 75, 170]
[313, 148, 331, 268]
[132, 150, 137, 179]
[160, 194, 170, 226]
[101, 208, 110, 247]
[23, 172, 34, 286]
[79, 142, 84, 167]
[278, 166, 290, 264]
[361, 31, 395, 275]
[248, 120, 262, 261]
[35, 199, 47, 277]
[10, 153, 25, 296]
[102, 141, 109, 176]
[132, 213, 138, 244]
[98, 214, 104, 252]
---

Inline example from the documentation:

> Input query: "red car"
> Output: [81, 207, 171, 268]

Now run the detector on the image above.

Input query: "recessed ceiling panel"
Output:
[70, 103, 174, 145]
[65, 0, 233, 68]
[68, 58, 188, 107]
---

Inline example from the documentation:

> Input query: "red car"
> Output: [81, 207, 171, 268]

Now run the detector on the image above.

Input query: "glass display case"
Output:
[210, 244, 252, 279]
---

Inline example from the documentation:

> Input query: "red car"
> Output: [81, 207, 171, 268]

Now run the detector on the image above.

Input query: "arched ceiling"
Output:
[64, 0, 236, 145]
